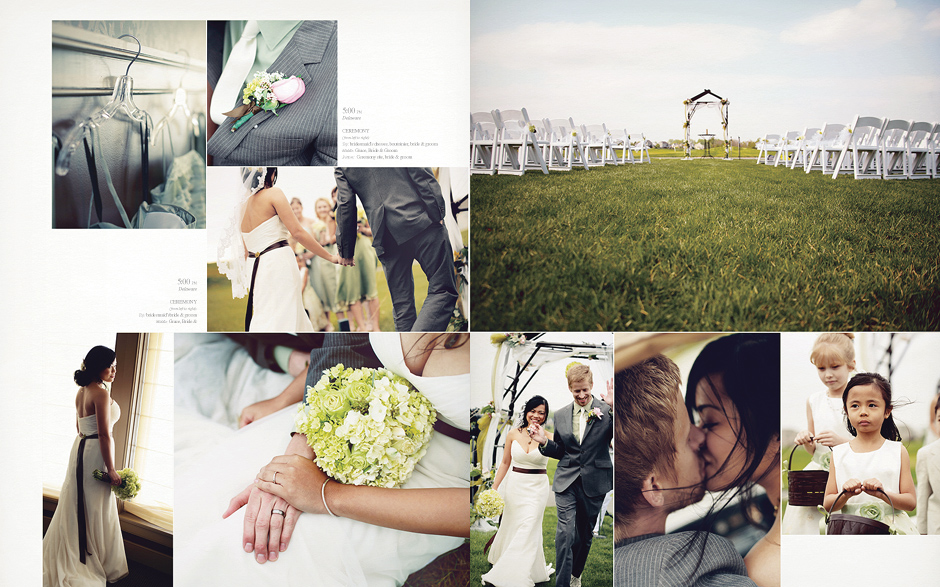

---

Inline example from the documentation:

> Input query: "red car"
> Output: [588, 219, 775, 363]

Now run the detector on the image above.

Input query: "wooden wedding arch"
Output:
[683, 89, 730, 160]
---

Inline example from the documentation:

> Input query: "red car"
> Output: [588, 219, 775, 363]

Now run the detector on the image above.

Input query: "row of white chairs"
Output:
[470, 108, 650, 175]
[756, 117, 939, 180]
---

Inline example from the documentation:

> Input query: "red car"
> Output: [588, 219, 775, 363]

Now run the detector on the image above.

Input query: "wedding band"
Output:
[273, 471, 279, 484]
[271, 509, 286, 516]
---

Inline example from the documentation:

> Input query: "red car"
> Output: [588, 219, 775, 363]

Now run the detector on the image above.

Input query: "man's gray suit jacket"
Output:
[333, 167, 446, 259]
[615, 533, 756, 587]
[540, 397, 613, 497]
[207, 21, 337, 166]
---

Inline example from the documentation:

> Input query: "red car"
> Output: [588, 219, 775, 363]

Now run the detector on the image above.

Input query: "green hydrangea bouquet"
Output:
[93, 468, 141, 501]
[474, 488, 504, 519]
[295, 365, 436, 488]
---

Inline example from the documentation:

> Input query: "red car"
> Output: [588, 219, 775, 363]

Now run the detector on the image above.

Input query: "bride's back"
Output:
[241, 188, 280, 233]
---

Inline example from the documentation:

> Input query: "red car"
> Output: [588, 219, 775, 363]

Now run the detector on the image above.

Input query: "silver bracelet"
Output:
[321, 478, 337, 517]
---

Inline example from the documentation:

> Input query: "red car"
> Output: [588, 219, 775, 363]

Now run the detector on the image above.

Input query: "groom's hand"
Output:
[602, 378, 614, 406]
[527, 422, 548, 445]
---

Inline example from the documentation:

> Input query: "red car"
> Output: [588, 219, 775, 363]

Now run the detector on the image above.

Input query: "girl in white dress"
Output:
[783, 333, 857, 535]
[823, 372, 917, 535]
[43, 346, 128, 586]
[482, 395, 555, 587]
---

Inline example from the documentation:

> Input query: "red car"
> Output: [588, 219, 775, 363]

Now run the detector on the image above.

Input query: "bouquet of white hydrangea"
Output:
[295, 365, 436, 488]
[474, 488, 504, 518]
[93, 468, 141, 501]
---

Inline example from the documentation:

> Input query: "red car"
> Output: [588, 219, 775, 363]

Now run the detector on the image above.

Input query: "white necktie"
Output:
[210, 20, 260, 125]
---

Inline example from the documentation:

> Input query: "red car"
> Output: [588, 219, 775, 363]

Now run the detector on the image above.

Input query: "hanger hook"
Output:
[118, 34, 141, 76]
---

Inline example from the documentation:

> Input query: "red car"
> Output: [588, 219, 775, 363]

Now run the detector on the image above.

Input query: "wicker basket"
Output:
[825, 489, 894, 535]
[786, 444, 829, 507]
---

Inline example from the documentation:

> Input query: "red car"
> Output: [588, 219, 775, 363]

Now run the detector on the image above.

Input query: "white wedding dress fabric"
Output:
[43, 402, 128, 587]
[243, 215, 314, 332]
[783, 390, 845, 535]
[482, 440, 554, 587]
[832, 439, 917, 535]
[175, 333, 468, 586]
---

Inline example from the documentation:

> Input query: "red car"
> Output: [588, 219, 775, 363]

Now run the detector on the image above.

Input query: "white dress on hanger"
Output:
[243, 215, 314, 332]
[175, 334, 469, 586]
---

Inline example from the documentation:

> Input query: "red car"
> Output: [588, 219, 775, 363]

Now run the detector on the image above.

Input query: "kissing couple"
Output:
[483, 362, 613, 587]
[613, 334, 781, 587]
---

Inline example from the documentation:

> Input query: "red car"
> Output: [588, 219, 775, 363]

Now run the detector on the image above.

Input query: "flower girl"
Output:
[822, 373, 917, 535]
[783, 333, 856, 534]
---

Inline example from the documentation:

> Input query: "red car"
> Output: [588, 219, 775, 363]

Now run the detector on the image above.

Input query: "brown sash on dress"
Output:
[513, 466, 547, 474]
[244, 239, 290, 331]
[433, 417, 471, 444]
[76, 433, 99, 564]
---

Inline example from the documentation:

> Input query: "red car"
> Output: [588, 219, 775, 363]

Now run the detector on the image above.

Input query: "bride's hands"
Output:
[223, 484, 299, 563]
[108, 468, 122, 486]
[255, 455, 331, 515]
[222, 434, 314, 563]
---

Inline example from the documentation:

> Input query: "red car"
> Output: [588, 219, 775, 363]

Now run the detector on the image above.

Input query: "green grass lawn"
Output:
[471, 159, 940, 330]
[472, 459, 614, 586]
[207, 262, 428, 332]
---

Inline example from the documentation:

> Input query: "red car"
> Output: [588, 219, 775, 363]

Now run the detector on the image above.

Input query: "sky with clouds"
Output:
[471, 0, 940, 142]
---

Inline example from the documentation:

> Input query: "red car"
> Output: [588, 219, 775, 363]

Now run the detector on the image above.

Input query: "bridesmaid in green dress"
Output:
[308, 196, 342, 330]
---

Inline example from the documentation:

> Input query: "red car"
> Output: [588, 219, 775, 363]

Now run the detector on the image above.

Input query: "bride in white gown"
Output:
[483, 396, 554, 587]
[218, 167, 344, 332]
[43, 346, 128, 587]
[175, 333, 469, 586]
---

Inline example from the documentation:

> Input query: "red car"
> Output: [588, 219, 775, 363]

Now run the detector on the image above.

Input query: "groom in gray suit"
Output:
[529, 364, 613, 587]
[334, 167, 458, 332]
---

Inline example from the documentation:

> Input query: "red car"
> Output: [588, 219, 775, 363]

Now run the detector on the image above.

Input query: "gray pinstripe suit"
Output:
[207, 21, 337, 166]
[334, 167, 457, 332]
[615, 532, 756, 587]
[540, 398, 613, 587]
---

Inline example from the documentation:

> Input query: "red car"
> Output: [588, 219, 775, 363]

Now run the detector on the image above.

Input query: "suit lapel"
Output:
[213, 21, 336, 155]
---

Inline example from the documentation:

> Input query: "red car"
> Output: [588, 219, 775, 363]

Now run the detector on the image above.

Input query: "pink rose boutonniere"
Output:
[586, 407, 604, 423]
[223, 71, 307, 132]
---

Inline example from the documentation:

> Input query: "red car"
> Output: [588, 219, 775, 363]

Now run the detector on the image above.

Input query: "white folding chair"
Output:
[831, 116, 884, 179]
[629, 133, 651, 164]
[788, 127, 820, 170]
[804, 124, 847, 174]
[880, 119, 911, 180]
[493, 108, 548, 175]
[774, 131, 800, 167]
[930, 123, 940, 178]
[608, 128, 632, 164]
[756, 134, 779, 164]
[470, 111, 498, 175]
[906, 121, 934, 179]
[578, 124, 606, 167]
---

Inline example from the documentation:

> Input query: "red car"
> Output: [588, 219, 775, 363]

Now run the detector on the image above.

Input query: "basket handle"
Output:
[825, 488, 896, 524]
[787, 439, 831, 465]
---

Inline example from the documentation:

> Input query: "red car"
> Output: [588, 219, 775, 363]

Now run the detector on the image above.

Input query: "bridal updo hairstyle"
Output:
[517, 395, 550, 429]
[263, 167, 278, 188]
[74, 345, 116, 387]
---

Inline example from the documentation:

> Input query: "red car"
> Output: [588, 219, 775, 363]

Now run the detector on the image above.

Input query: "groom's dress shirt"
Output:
[223, 21, 304, 88]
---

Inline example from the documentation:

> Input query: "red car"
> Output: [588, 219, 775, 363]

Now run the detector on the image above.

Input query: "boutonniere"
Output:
[224, 71, 306, 132]
[586, 407, 604, 423]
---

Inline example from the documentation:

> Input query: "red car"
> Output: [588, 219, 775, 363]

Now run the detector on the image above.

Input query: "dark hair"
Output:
[264, 167, 278, 188]
[517, 395, 549, 429]
[74, 345, 116, 387]
[842, 372, 902, 441]
[685, 333, 780, 527]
